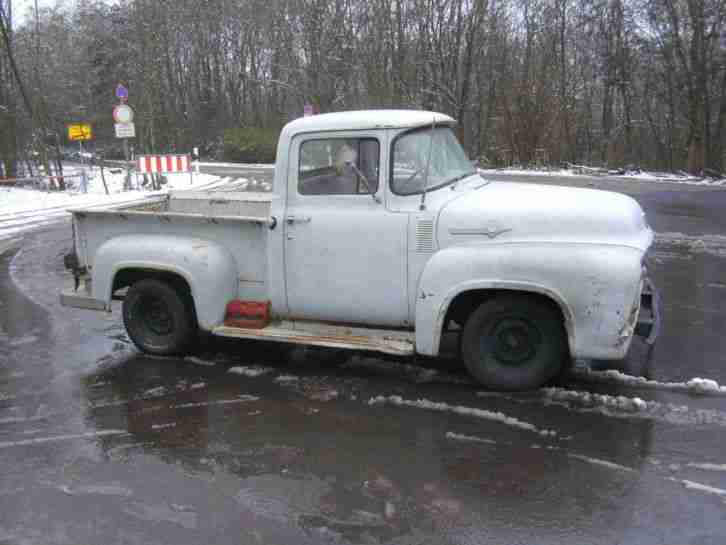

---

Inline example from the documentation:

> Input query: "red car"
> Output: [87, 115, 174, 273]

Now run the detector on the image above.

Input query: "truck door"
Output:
[284, 132, 409, 327]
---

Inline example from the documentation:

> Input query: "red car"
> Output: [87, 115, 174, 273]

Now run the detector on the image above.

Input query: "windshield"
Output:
[390, 126, 476, 195]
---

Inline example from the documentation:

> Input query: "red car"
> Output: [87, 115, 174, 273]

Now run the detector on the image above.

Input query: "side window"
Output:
[299, 138, 379, 195]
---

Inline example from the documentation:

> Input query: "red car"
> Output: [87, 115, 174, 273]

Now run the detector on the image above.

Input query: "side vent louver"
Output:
[416, 219, 435, 253]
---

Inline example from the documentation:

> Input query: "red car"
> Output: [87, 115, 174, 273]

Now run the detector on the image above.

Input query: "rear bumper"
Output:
[635, 277, 661, 345]
[59, 274, 109, 311]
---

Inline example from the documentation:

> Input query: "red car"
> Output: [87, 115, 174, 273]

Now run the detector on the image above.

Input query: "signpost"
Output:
[67, 123, 93, 164]
[67, 123, 92, 141]
[114, 84, 133, 189]
[113, 104, 136, 139]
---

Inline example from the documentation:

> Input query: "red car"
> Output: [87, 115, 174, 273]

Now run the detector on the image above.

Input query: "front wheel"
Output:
[122, 279, 197, 356]
[461, 295, 567, 391]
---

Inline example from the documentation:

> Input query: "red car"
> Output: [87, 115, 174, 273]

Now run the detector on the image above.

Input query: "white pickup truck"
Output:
[60, 110, 660, 390]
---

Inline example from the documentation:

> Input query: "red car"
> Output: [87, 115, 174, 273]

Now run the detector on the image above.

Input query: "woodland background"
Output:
[1, 0, 726, 175]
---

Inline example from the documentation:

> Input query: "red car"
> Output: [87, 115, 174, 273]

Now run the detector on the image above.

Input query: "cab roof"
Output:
[281, 110, 456, 137]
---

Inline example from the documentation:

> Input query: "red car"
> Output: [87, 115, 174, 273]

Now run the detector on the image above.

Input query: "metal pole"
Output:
[123, 137, 130, 190]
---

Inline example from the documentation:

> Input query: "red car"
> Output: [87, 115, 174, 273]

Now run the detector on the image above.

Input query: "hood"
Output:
[437, 181, 653, 253]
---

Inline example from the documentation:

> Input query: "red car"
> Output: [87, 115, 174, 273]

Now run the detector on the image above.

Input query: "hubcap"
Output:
[487, 317, 541, 365]
[138, 296, 173, 336]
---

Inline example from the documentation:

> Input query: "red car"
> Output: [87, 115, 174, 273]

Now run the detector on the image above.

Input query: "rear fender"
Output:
[91, 235, 238, 331]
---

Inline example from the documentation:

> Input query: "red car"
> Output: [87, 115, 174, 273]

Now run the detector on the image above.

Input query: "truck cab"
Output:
[61, 110, 660, 391]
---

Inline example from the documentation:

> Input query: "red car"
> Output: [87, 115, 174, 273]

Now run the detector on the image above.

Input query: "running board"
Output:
[212, 321, 415, 356]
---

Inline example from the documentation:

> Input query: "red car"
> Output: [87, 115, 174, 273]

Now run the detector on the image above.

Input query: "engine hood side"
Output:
[437, 181, 653, 253]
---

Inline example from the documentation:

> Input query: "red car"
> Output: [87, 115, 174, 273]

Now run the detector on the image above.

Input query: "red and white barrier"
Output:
[137, 154, 191, 174]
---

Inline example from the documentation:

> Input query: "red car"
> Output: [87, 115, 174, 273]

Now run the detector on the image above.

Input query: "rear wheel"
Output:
[461, 294, 567, 391]
[122, 278, 197, 356]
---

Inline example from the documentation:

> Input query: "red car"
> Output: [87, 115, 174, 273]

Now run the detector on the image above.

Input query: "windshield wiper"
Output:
[443, 171, 478, 190]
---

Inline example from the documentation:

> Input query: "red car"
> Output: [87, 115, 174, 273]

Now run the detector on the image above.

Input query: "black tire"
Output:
[461, 294, 567, 391]
[122, 278, 197, 356]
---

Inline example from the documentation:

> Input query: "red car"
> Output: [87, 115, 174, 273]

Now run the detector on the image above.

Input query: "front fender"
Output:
[91, 235, 238, 331]
[414, 242, 643, 359]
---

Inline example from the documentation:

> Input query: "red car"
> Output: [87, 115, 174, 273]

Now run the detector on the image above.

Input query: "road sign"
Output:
[116, 84, 129, 101]
[113, 104, 134, 124]
[115, 122, 136, 139]
[67, 123, 93, 141]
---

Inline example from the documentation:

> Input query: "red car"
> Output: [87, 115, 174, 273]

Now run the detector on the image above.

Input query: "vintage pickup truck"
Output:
[60, 110, 660, 390]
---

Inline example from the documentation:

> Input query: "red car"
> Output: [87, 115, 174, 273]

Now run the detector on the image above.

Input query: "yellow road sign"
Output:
[67, 123, 93, 141]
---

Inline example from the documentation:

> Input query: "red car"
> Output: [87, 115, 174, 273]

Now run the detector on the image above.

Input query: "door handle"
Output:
[286, 215, 311, 225]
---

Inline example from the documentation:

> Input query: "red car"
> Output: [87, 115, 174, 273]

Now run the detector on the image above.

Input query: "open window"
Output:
[299, 138, 380, 195]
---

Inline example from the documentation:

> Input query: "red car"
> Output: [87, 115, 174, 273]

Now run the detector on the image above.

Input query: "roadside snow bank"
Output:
[479, 167, 726, 187]
[0, 168, 229, 240]
[196, 161, 274, 169]
[656, 232, 726, 258]
[368, 395, 557, 436]
[571, 368, 726, 396]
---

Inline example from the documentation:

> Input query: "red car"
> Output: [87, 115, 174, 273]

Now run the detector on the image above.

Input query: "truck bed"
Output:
[69, 191, 277, 301]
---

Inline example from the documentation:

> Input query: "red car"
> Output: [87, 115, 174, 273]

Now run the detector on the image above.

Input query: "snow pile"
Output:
[656, 232, 726, 259]
[540, 386, 726, 427]
[571, 368, 726, 396]
[542, 387, 649, 413]
[368, 395, 557, 436]
[228, 365, 274, 378]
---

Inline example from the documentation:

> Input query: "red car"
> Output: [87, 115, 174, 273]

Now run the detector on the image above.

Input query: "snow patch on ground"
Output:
[274, 374, 300, 383]
[0, 167, 228, 240]
[479, 167, 726, 186]
[549, 386, 726, 426]
[0, 430, 128, 449]
[197, 161, 275, 169]
[174, 395, 259, 409]
[184, 356, 217, 367]
[228, 365, 274, 378]
[686, 463, 726, 473]
[151, 423, 178, 430]
[445, 431, 635, 473]
[571, 368, 726, 396]
[481, 386, 726, 427]
[480, 168, 577, 178]
[656, 232, 726, 258]
[445, 432, 497, 445]
[567, 453, 637, 474]
[369, 395, 557, 436]
[669, 478, 726, 498]
[542, 387, 650, 413]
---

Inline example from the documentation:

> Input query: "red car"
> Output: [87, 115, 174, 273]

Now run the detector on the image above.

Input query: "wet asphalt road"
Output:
[2, 169, 726, 544]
